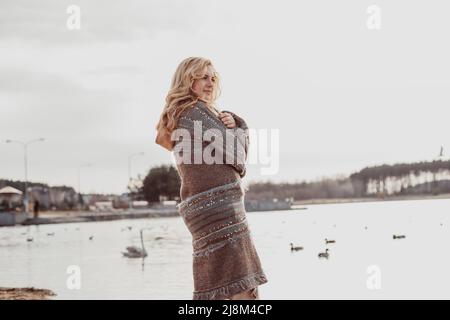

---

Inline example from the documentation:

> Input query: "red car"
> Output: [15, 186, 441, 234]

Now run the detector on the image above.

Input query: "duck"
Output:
[393, 235, 406, 240]
[318, 249, 329, 259]
[290, 243, 303, 251]
[325, 238, 336, 245]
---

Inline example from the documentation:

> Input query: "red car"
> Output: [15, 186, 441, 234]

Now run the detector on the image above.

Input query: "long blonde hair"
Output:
[156, 57, 222, 133]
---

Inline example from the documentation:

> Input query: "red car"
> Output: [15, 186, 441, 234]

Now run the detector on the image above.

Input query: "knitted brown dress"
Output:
[172, 100, 268, 300]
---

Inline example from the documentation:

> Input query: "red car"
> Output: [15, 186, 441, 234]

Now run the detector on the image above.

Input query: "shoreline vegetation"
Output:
[2, 160, 449, 220]
[0, 287, 56, 300]
[3, 160, 450, 213]
[245, 160, 450, 204]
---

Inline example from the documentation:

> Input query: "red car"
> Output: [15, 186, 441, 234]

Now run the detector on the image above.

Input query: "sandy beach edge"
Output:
[0, 287, 56, 300]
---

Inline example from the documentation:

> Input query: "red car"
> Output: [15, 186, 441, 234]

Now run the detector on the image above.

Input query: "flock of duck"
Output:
[290, 234, 408, 260]
[290, 238, 336, 259]
[22, 226, 96, 243]
[20, 219, 433, 262]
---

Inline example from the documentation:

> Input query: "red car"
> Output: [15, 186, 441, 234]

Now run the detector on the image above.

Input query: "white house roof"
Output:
[0, 186, 23, 195]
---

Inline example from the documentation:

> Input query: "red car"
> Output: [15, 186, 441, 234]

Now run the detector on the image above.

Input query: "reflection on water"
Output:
[1, 198, 450, 299]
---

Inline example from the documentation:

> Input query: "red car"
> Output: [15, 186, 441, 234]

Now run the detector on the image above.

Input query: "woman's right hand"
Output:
[219, 112, 237, 128]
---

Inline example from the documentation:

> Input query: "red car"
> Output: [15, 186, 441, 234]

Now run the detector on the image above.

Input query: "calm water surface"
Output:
[1, 198, 450, 299]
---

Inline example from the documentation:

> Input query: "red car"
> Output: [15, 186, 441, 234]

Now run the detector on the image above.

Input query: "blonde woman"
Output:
[155, 57, 268, 300]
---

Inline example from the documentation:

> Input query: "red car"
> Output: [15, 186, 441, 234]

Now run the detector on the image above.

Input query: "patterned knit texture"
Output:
[173, 101, 268, 299]
[177, 180, 268, 300]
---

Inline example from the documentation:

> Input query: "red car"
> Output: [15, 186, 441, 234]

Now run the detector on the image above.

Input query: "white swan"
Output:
[122, 229, 147, 258]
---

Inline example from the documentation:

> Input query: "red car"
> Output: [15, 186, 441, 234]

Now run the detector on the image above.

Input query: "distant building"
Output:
[0, 186, 27, 226]
[89, 201, 114, 212]
[131, 200, 149, 208]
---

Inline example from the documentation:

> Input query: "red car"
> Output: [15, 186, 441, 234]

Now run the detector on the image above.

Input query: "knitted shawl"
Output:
[170, 101, 268, 299]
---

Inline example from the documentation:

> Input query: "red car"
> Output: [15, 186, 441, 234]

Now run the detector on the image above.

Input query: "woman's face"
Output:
[191, 65, 216, 103]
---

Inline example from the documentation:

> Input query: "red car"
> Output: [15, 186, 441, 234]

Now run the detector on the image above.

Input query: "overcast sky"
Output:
[1, 0, 449, 194]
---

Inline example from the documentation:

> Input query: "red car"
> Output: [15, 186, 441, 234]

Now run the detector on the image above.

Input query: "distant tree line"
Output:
[245, 160, 450, 201]
[4, 159, 449, 208]
[350, 160, 450, 197]
[140, 165, 180, 202]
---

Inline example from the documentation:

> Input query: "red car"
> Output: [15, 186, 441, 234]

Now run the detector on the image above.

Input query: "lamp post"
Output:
[77, 163, 92, 209]
[128, 152, 145, 210]
[4, 138, 45, 214]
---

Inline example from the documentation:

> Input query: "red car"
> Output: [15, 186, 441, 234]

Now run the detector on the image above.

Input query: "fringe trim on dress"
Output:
[193, 272, 268, 300]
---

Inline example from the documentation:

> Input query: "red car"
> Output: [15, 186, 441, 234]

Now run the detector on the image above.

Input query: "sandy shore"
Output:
[0, 287, 56, 300]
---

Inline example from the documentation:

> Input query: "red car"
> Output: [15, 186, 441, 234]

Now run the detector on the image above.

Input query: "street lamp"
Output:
[128, 152, 145, 210]
[4, 138, 45, 214]
[77, 163, 92, 209]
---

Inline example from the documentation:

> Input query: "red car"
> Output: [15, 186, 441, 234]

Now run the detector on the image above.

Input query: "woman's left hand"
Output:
[219, 112, 236, 128]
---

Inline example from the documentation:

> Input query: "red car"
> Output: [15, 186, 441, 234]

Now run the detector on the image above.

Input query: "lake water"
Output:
[1, 198, 450, 299]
